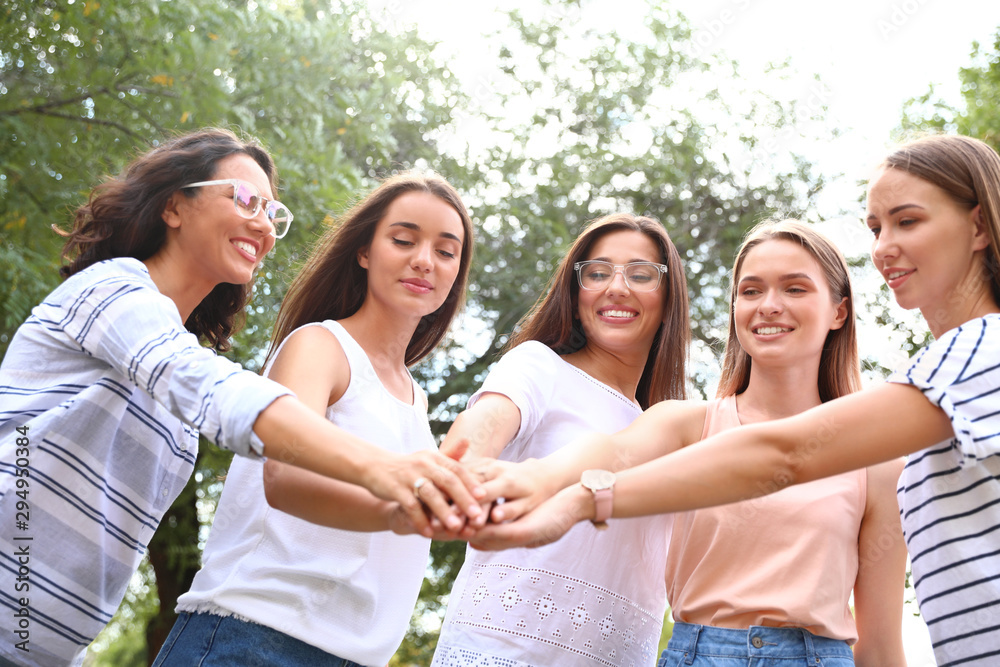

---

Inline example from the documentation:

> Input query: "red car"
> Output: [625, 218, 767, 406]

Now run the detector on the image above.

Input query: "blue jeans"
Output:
[658, 622, 855, 667]
[152, 612, 364, 667]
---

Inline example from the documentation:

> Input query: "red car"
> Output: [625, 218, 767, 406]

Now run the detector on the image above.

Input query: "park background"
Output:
[3, 0, 1000, 663]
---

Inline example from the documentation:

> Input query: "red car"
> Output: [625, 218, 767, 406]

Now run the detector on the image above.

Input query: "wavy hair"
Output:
[265, 171, 473, 368]
[506, 213, 689, 408]
[717, 219, 861, 402]
[57, 127, 276, 351]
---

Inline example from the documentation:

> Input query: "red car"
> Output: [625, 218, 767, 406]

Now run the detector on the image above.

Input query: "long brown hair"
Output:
[57, 128, 277, 351]
[265, 172, 473, 368]
[880, 134, 1000, 306]
[717, 219, 861, 402]
[506, 213, 689, 408]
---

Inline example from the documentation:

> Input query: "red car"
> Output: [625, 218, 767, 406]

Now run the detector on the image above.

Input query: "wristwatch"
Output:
[580, 469, 616, 530]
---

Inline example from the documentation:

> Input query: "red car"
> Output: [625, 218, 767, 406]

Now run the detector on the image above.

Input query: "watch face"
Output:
[582, 469, 616, 490]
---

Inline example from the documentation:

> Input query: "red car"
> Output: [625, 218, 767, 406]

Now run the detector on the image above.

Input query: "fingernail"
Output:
[468, 504, 481, 517]
[447, 516, 461, 530]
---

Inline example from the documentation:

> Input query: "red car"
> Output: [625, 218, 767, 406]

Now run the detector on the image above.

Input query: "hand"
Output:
[361, 448, 485, 538]
[386, 502, 476, 541]
[474, 458, 558, 524]
[469, 484, 591, 550]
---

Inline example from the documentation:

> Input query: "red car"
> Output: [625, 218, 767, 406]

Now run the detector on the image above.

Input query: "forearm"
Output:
[263, 460, 393, 531]
[612, 421, 800, 517]
[253, 395, 386, 488]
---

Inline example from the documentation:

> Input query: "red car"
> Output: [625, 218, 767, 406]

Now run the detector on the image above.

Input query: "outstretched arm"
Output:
[472, 383, 951, 550]
[481, 399, 707, 523]
[258, 325, 481, 535]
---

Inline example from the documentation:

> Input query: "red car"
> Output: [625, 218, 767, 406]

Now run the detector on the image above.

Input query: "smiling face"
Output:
[866, 167, 990, 335]
[162, 153, 277, 290]
[575, 229, 666, 356]
[358, 190, 465, 320]
[733, 238, 847, 370]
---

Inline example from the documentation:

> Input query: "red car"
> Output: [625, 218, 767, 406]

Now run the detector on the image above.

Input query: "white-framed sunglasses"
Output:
[574, 260, 669, 292]
[182, 178, 294, 239]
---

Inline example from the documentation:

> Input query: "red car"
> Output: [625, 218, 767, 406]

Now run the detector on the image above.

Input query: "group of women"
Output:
[0, 127, 997, 667]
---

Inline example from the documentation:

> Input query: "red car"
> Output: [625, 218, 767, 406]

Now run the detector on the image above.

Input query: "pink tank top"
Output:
[664, 394, 866, 642]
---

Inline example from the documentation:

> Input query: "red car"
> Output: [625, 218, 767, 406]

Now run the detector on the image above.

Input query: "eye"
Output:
[739, 287, 761, 297]
[391, 237, 414, 247]
[867, 225, 881, 238]
[437, 249, 457, 259]
[787, 286, 807, 294]
[899, 217, 917, 226]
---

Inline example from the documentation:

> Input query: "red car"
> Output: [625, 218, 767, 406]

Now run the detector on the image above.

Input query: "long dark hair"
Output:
[506, 213, 689, 408]
[265, 171, 474, 368]
[717, 219, 860, 402]
[57, 128, 277, 351]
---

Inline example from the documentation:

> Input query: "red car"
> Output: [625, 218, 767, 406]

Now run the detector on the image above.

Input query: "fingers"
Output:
[413, 474, 467, 533]
[425, 454, 486, 519]
[440, 435, 470, 460]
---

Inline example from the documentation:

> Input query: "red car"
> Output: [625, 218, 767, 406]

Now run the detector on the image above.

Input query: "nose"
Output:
[411, 241, 434, 273]
[246, 207, 276, 237]
[605, 267, 631, 296]
[759, 288, 783, 315]
[871, 226, 897, 263]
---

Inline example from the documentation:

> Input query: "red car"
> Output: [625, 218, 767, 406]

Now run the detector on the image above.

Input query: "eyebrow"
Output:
[866, 203, 925, 221]
[588, 257, 659, 264]
[739, 272, 816, 284]
[389, 221, 463, 243]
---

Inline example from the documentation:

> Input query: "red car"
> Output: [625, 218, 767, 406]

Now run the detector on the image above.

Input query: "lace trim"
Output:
[442, 562, 660, 667]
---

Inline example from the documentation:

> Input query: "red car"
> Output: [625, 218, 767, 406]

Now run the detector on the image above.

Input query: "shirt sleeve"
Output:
[468, 341, 559, 452]
[36, 262, 291, 457]
[888, 316, 1000, 465]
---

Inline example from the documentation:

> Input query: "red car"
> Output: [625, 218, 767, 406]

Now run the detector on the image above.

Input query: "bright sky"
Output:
[368, 1, 1000, 662]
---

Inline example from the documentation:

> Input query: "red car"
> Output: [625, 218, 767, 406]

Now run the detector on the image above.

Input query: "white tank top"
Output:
[176, 320, 434, 666]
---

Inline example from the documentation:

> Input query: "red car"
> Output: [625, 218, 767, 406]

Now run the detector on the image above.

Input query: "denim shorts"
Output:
[152, 611, 364, 667]
[658, 622, 855, 667]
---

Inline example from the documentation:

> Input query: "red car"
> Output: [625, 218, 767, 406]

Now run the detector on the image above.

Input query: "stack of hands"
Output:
[381, 440, 582, 550]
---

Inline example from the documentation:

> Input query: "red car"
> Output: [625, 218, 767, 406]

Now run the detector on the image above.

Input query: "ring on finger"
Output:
[413, 477, 428, 498]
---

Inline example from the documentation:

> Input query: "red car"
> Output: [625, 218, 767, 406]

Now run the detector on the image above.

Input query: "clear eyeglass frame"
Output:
[182, 178, 294, 239]
[573, 260, 669, 292]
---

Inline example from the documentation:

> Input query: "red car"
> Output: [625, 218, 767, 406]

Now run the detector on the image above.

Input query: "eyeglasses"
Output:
[182, 179, 294, 239]
[574, 260, 669, 292]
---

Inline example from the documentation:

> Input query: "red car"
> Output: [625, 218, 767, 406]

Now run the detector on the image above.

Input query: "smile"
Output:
[402, 278, 433, 294]
[753, 326, 791, 335]
[599, 309, 637, 319]
[886, 270, 909, 280]
[232, 240, 258, 260]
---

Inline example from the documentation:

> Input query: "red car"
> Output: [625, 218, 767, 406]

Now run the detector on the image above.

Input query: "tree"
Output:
[2, 0, 464, 661]
[3, 0, 831, 663]
[398, 1, 831, 660]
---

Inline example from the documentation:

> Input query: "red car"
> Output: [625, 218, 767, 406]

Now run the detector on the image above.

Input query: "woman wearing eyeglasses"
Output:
[0, 129, 481, 667]
[468, 221, 907, 666]
[431, 214, 689, 667]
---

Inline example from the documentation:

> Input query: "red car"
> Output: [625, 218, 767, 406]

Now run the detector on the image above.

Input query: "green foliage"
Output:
[3, 0, 835, 663]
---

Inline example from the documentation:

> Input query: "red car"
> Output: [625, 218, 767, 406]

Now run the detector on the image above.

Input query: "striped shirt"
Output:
[0, 258, 289, 666]
[889, 313, 1000, 667]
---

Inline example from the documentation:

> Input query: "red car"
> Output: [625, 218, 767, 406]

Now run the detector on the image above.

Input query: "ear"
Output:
[971, 205, 991, 252]
[357, 245, 370, 269]
[829, 296, 849, 331]
[161, 192, 185, 230]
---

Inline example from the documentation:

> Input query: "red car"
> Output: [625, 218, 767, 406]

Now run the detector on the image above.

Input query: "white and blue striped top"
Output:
[889, 313, 1000, 667]
[0, 258, 289, 666]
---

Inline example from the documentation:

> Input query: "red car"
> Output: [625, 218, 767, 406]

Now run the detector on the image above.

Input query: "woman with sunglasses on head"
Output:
[467, 220, 907, 666]
[431, 214, 689, 667]
[153, 172, 475, 667]
[477, 135, 1000, 666]
[0, 131, 481, 666]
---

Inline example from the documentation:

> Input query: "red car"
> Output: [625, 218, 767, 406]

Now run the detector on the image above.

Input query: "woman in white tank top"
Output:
[153, 172, 479, 667]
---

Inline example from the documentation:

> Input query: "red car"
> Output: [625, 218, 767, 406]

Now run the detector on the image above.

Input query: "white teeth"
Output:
[887, 271, 908, 280]
[602, 310, 636, 319]
[755, 326, 790, 335]
[233, 241, 257, 257]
